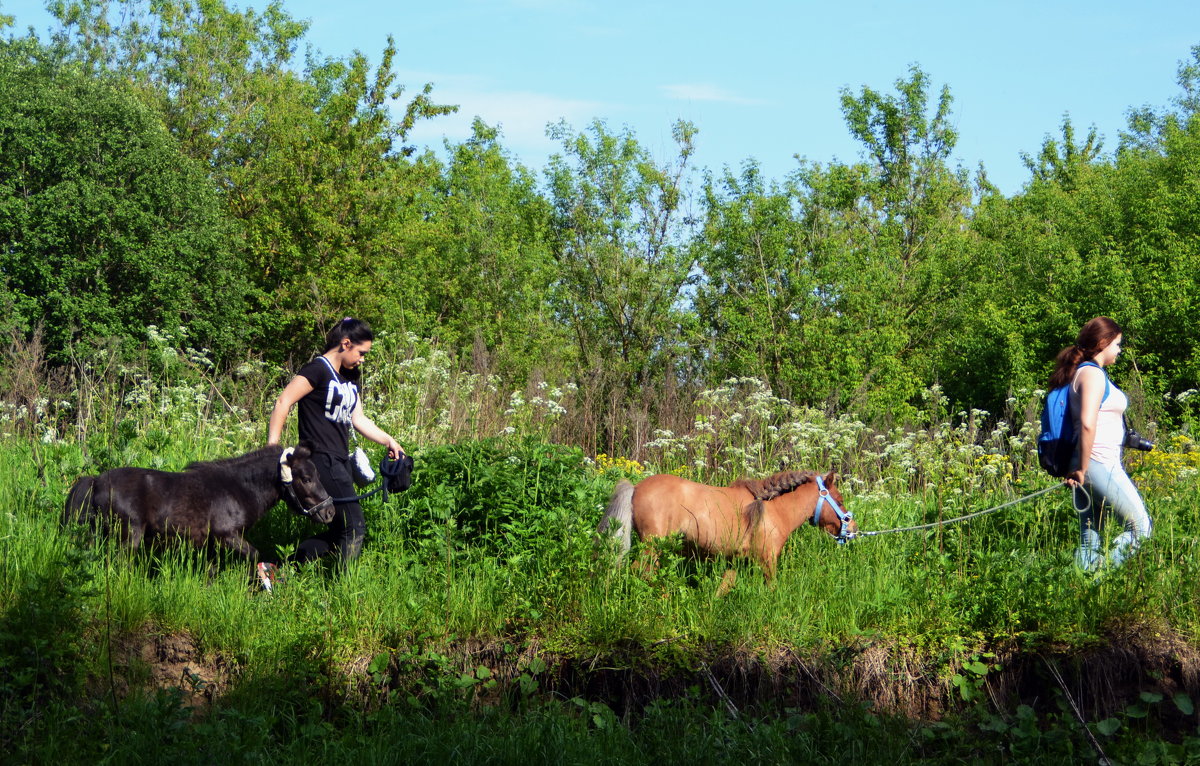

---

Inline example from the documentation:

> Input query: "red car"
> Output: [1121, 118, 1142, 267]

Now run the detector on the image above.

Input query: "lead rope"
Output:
[858, 484, 1067, 537]
[1072, 484, 1093, 513]
[328, 455, 409, 504]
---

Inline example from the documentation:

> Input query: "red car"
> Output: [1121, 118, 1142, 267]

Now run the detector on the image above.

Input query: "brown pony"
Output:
[597, 470, 856, 582]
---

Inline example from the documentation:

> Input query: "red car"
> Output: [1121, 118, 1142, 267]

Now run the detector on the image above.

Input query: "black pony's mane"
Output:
[732, 470, 818, 501]
[185, 445, 281, 475]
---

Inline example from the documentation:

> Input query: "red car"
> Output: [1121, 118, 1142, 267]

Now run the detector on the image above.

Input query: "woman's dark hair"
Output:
[1048, 316, 1123, 389]
[322, 317, 374, 353]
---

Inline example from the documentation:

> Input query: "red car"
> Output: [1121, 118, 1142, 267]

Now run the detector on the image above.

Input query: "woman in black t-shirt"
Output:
[267, 318, 402, 567]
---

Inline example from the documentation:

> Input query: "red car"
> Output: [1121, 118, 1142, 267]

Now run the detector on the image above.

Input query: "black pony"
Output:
[63, 442, 334, 560]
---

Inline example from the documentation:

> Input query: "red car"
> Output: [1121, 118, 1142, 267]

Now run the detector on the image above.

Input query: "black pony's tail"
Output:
[597, 480, 635, 559]
[62, 475, 97, 527]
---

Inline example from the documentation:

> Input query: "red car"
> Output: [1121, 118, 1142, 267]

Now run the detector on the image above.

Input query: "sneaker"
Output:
[256, 562, 278, 592]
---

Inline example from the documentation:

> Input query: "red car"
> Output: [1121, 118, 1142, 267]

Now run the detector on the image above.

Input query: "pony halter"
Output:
[278, 447, 333, 520]
[811, 475, 856, 544]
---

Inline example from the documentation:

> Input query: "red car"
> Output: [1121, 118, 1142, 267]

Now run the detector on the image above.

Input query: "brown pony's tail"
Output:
[597, 480, 635, 559]
[63, 475, 97, 527]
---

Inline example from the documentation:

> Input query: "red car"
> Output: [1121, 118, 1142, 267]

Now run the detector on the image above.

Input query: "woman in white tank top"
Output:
[1047, 317, 1151, 572]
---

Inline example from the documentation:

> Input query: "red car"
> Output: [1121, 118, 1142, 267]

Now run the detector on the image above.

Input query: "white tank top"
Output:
[1069, 366, 1127, 468]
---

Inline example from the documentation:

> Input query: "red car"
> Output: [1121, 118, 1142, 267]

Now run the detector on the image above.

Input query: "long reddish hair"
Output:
[1048, 317, 1123, 389]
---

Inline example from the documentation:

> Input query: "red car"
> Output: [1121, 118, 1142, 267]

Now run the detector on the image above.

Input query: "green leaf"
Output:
[1126, 703, 1149, 719]
[1174, 693, 1195, 715]
[518, 673, 538, 696]
[1095, 718, 1121, 736]
[978, 715, 1009, 733]
[368, 652, 389, 675]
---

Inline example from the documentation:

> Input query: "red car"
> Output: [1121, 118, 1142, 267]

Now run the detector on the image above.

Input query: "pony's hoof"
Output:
[715, 570, 738, 597]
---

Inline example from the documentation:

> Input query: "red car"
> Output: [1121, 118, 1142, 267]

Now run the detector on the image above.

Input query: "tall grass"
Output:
[3, 332, 1200, 762]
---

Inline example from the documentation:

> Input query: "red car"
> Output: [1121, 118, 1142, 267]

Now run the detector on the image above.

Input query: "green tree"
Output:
[0, 38, 249, 360]
[692, 163, 838, 404]
[697, 66, 977, 419]
[45, 0, 456, 357]
[1021, 115, 1103, 191]
[546, 119, 698, 387]
[968, 69, 1200, 420]
[394, 120, 564, 380]
[544, 119, 698, 450]
[218, 36, 454, 354]
[824, 66, 978, 416]
[958, 117, 1131, 410]
[1109, 55, 1200, 402]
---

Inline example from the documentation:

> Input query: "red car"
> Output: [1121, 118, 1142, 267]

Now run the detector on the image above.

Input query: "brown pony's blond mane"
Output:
[732, 470, 818, 501]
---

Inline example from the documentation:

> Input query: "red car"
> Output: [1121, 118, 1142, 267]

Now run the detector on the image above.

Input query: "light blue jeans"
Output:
[1073, 459, 1152, 571]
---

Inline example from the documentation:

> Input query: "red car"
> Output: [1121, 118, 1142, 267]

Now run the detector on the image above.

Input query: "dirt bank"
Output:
[98, 624, 1200, 728]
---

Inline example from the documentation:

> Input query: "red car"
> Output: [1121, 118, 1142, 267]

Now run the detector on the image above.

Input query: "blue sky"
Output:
[4, 0, 1198, 195]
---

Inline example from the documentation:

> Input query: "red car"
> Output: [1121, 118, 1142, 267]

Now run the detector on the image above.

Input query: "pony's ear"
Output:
[294, 440, 314, 460]
[823, 471, 838, 487]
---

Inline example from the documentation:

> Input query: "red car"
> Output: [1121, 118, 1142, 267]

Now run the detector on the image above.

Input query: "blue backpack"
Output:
[1037, 361, 1109, 477]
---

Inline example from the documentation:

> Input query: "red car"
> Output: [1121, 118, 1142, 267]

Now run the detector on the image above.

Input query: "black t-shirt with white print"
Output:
[296, 356, 359, 457]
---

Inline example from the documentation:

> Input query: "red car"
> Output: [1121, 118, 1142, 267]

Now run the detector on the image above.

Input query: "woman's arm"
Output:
[351, 400, 402, 459]
[1067, 365, 1104, 486]
[267, 375, 315, 445]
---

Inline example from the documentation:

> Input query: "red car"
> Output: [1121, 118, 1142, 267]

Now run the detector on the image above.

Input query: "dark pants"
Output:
[292, 451, 365, 565]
